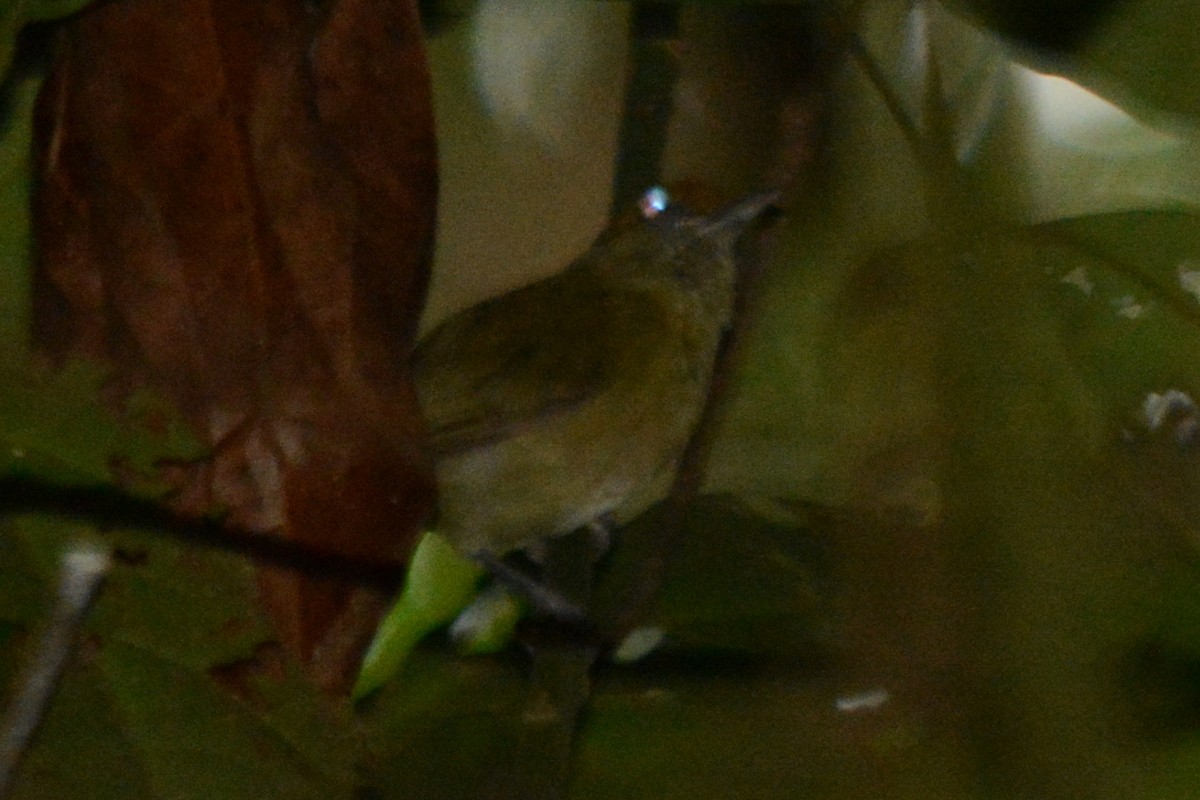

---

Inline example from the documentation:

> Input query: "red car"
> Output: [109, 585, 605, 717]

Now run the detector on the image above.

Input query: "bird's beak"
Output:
[696, 189, 782, 242]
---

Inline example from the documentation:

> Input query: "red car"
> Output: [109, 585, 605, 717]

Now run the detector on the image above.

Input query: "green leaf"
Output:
[1, 516, 361, 799]
[0, 362, 206, 489]
[1073, 0, 1200, 126]
[950, 0, 1200, 129]
[360, 649, 530, 800]
[353, 532, 482, 700]
[606, 496, 829, 659]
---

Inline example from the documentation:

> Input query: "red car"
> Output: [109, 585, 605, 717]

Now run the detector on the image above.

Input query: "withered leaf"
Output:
[32, 0, 438, 691]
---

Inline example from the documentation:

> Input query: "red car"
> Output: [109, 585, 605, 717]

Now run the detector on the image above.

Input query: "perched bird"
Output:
[412, 188, 778, 560]
[351, 189, 778, 696]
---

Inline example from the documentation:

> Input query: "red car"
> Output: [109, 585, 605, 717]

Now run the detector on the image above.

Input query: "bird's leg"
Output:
[469, 515, 616, 626]
[469, 550, 588, 624]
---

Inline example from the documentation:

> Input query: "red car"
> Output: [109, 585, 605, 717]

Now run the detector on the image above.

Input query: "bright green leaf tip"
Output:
[352, 531, 483, 701]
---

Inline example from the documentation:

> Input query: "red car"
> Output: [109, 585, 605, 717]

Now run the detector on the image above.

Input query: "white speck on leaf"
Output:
[1178, 260, 1200, 304]
[1060, 266, 1093, 295]
[1142, 389, 1197, 431]
[835, 687, 890, 713]
[1113, 294, 1146, 319]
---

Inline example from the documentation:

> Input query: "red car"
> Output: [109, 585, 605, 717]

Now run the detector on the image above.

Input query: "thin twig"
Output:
[0, 477, 405, 589]
[610, 2, 681, 215]
[596, 207, 781, 642]
[492, 8, 683, 797]
[0, 542, 111, 798]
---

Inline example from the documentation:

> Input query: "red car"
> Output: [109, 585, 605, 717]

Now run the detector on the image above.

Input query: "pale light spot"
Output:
[1140, 389, 1199, 448]
[61, 543, 112, 601]
[1060, 266, 1093, 295]
[639, 187, 670, 219]
[612, 626, 665, 663]
[471, 0, 625, 148]
[835, 687, 890, 713]
[1020, 70, 1179, 155]
[1178, 260, 1200, 304]
[269, 421, 305, 465]
[1142, 389, 1196, 432]
[1014, 65, 1194, 222]
[1113, 295, 1146, 319]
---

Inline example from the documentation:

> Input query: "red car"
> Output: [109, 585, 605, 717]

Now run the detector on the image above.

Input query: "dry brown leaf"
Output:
[32, 0, 438, 691]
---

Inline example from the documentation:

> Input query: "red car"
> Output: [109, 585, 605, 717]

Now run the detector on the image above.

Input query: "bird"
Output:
[412, 187, 779, 565]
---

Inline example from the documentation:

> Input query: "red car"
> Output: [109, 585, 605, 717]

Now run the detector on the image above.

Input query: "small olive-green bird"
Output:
[412, 188, 778, 560]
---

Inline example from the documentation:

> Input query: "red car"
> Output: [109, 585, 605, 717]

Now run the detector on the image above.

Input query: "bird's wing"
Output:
[413, 271, 673, 457]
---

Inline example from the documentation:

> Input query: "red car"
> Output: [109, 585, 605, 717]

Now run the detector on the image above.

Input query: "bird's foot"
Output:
[469, 550, 588, 625]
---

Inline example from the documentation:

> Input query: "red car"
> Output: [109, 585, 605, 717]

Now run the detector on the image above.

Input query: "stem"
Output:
[610, 3, 681, 215]
[491, 9, 684, 795]
[0, 542, 110, 798]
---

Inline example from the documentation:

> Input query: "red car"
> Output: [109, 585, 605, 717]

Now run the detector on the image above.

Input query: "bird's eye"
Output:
[639, 186, 670, 219]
